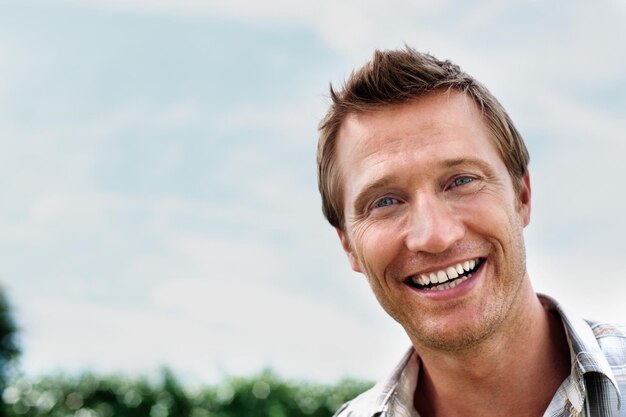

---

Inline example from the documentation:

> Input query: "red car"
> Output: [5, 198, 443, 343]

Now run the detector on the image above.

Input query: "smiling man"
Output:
[317, 48, 626, 417]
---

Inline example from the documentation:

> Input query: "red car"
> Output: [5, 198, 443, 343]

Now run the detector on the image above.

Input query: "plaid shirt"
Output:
[334, 294, 626, 417]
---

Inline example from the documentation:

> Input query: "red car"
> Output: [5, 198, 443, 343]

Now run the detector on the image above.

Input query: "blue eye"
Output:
[374, 197, 397, 209]
[452, 176, 474, 187]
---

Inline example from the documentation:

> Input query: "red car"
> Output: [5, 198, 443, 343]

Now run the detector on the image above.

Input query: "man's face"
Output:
[335, 90, 531, 351]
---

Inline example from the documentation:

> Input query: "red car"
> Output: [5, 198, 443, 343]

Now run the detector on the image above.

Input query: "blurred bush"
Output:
[0, 285, 20, 389]
[0, 286, 371, 416]
[1, 368, 371, 417]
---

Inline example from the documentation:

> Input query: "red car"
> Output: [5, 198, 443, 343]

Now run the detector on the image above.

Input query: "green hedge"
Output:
[0, 287, 372, 416]
[0, 285, 20, 390]
[2, 369, 372, 417]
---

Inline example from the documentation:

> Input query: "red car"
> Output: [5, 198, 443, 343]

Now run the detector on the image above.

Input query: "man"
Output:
[317, 47, 626, 417]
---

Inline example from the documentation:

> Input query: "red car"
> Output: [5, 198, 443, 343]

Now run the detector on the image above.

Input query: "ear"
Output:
[336, 228, 363, 273]
[518, 171, 531, 227]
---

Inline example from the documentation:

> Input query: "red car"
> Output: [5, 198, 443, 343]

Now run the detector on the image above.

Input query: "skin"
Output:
[334, 90, 570, 417]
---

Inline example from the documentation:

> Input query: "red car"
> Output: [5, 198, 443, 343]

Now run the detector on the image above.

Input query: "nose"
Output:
[405, 193, 465, 254]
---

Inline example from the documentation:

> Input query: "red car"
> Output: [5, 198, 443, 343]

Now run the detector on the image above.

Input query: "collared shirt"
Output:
[334, 295, 626, 417]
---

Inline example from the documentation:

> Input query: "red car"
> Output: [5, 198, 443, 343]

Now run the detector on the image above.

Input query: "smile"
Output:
[407, 258, 484, 291]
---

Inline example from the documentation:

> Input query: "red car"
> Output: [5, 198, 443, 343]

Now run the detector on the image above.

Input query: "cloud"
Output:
[528, 247, 626, 323]
[3, 0, 626, 386]
[60, 0, 626, 72]
[18, 276, 408, 384]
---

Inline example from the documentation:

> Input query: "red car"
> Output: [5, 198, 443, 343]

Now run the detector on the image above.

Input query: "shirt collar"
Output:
[343, 347, 415, 417]
[538, 294, 622, 412]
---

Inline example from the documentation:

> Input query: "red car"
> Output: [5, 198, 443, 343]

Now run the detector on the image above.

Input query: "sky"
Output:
[1, 0, 626, 386]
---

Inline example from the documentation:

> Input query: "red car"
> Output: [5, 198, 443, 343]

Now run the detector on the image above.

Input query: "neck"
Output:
[413, 284, 571, 417]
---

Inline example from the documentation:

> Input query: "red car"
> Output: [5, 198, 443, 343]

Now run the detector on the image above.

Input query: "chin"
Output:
[404, 306, 508, 352]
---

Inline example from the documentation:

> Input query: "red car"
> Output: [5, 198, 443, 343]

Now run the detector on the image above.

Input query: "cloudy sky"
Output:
[1, 0, 626, 386]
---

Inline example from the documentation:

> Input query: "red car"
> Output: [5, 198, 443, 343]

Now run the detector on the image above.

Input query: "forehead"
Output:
[335, 90, 503, 196]
[338, 90, 487, 155]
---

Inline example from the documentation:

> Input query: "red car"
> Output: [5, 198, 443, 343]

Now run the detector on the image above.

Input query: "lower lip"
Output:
[408, 261, 485, 301]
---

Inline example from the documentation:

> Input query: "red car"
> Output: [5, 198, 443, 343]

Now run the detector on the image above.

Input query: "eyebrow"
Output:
[443, 157, 491, 171]
[350, 157, 494, 212]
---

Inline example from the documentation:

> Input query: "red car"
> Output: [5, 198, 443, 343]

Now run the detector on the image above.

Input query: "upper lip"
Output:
[405, 257, 484, 286]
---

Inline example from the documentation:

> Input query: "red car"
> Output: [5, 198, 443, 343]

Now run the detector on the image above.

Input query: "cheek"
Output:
[352, 221, 405, 277]
[461, 200, 526, 264]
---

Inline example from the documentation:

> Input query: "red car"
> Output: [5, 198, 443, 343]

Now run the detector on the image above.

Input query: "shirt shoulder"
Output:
[332, 384, 387, 417]
[333, 348, 418, 417]
[588, 320, 626, 368]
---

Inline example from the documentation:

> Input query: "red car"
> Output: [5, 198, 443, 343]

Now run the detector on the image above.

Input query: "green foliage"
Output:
[0, 285, 20, 388]
[1, 369, 372, 417]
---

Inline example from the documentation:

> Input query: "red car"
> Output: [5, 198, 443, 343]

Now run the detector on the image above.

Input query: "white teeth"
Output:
[412, 259, 480, 289]
[426, 273, 472, 291]
[446, 266, 458, 279]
